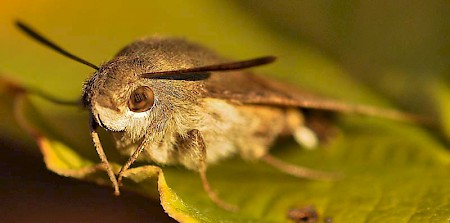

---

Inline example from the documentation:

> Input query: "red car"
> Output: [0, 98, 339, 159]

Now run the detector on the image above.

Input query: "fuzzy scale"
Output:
[112, 98, 305, 170]
[82, 36, 314, 171]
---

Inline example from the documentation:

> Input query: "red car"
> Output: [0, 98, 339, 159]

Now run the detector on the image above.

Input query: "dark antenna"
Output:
[16, 20, 99, 70]
[141, 56, 276, 79]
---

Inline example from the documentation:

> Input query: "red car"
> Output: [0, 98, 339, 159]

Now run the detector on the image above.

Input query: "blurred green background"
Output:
[1, 0, 447, 110]
[0, 0, 448, 222]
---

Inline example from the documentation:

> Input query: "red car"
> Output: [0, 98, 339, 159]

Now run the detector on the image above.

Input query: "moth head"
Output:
[82, 59, 160, 133]
[84, 86, 155, 132]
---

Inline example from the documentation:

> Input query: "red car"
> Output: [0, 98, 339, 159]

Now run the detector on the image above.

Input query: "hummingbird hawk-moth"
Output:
[16, 21, 422, 211]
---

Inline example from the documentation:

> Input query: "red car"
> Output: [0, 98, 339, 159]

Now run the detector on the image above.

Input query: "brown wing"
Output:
[203, 71, 424, 123]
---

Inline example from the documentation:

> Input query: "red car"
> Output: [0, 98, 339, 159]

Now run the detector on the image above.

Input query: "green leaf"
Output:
[1, 1, 449, 222]
[5, 77, 450, 222]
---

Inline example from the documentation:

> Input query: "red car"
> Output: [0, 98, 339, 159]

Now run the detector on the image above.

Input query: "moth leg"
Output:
[117, 136, 151, 186]
[261, 154, 340, 180]
[89, 117, 120, 195]
[185, 129, 239, 212]
[266, 110, 340, 180]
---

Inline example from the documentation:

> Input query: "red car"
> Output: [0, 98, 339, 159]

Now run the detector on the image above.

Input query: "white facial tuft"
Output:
[126, 110, 150, 118]
[94, 105, 129, 131]
[94, 103, 151, 139]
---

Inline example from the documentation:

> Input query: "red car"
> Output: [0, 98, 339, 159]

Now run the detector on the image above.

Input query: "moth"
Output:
[16, 21, 422, 211]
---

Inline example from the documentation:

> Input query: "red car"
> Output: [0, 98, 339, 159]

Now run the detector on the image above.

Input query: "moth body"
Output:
[115, 99, 310, 169]
[82, 36, 313, 170]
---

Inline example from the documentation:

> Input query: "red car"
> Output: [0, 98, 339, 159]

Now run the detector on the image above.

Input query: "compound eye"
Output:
[128, 86, 154, 112]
